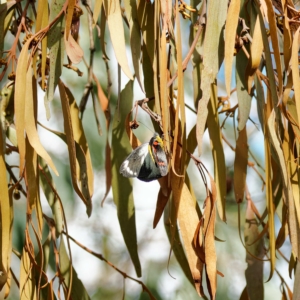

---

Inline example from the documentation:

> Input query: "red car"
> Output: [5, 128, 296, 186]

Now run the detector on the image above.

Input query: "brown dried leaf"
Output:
[125, 112, 141, 150]
[234, 126, 248, 203]
[153, 176, 171, 228]
[24, 137, 38, 212]
[244, 200, 264, 299]
[64, 32, 83, 64]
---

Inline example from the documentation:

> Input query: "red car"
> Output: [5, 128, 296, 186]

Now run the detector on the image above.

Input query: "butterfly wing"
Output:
[119, 143, 149, 178]
[153, 147, 168, 176]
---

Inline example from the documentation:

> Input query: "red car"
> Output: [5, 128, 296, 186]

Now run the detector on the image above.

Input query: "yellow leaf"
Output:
[93, 0, 103, 26]
[291, 26, 300, 128]
[246, 16, 263, 93]
[24, 70, 58, 176]
[264, 109, 275, 281]
[15, 39, 30, 176]
[0, 121, 12, 292]
[250, 16, 263, 70]
[204, 192, 217, 300]
[178, 184, 205, 297]
[283, 2, 292, 71]
[224, 0, 240, 96]
[65, 0, 75, 40]
[103, 0, 133, 80]
[20, 247, 37, 300]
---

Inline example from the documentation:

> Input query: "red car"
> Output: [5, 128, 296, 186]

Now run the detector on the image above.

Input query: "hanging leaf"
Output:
[20, 247, 37, 300]
[111, 80, 141, 277]
[59, 238, 91, 300]
[103, 0, 133, 80]
[58, 80, 92, 216]
[224, 0, 240, 96]
[234, 126, 248, 203]
[207, 83, 226, 221]
[244, 199, 264, 299]
[64, 32, 83, 64]
[45, 0, 66, 118]
[178, 183, 205, 297]
[0, 121, 12, 292]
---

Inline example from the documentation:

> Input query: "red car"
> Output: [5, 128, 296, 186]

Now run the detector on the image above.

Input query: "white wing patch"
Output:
[119, 143, 149, 178]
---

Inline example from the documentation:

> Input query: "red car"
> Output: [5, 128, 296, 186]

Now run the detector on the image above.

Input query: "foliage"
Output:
[0, 0, 299, 299]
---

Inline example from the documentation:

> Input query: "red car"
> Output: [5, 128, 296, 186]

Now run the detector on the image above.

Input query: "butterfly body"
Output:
[120, 133, 168, 182]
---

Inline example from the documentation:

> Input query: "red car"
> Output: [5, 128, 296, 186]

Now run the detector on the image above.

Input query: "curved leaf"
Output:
[103, 0, 133, 80]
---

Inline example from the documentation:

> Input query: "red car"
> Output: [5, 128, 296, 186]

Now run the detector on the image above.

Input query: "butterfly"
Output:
[119, 133, 168, 182]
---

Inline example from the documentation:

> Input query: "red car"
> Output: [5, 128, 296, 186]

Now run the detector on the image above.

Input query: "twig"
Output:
[62, 232, 157, 300]
[167, 2, 206, 87]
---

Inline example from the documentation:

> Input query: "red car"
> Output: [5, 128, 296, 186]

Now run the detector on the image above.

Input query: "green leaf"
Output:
[39, 157, 63, 236]
[59, 238, 91, 300]
[236, 46, 252, 130]
[44, 0, 66, 119]
[111, 80, 141, 277]
[124, 0, 143, 91]
[207, 83, 226, 221]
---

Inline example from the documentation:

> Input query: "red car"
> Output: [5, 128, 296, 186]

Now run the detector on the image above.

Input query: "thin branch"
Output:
[62, 232, 157, 300]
